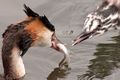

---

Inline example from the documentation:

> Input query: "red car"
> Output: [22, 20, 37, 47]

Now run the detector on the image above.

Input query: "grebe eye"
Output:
[98, 24, 101, 27]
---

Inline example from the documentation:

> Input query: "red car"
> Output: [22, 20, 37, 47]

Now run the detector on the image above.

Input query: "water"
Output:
[19, 30, 120, 80]
[76, 33, 120, 80]
[1, 0, 120, 80]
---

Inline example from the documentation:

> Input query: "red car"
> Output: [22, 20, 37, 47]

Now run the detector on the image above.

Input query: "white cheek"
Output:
[34, 31, 53, 47]
[90, 21, 99, 32]
[41, 32, 52, 47]
[84, 19, 92, 32]
[97, 30, 105, 34]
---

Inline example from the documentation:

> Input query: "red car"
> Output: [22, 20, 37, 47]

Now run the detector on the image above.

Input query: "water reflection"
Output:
[47, 67, 70, 80]
[79, 34, 120, 80]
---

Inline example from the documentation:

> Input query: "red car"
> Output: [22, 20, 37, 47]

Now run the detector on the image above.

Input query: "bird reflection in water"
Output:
[47, 67, 71, 80]
[78, 34, 120, 80]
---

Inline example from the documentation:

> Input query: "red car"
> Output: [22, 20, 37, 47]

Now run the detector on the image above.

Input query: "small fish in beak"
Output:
[51, 33, 70, 69]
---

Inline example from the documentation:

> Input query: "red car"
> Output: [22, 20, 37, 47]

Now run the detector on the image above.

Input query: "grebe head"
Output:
[72, 1, 120, 46]
[23, 5, 68, 53]
[24, 5, 70, 68]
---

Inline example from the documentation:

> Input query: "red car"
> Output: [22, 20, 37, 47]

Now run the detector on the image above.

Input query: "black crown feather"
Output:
[40, 15, 55, 31]
[23, 4, 55, 31]
[24, 4, 39, 17]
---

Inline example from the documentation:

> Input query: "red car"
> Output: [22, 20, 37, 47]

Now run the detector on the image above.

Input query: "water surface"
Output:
[0, 0, 120, 80]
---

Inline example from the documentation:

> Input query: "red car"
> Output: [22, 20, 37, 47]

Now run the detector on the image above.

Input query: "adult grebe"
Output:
[73, 0, 120, 45]
[2, 4, 70, 80]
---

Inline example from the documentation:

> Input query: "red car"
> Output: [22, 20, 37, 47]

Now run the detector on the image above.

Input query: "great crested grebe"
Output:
[1, 4, 70, 80]
[73, 0, 120, 45]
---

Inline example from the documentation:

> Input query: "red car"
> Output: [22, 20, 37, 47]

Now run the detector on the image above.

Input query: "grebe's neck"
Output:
[2, 46, 25, 79]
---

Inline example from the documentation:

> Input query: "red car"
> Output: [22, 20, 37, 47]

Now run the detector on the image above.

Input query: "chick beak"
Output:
[72, 31, 97, 46]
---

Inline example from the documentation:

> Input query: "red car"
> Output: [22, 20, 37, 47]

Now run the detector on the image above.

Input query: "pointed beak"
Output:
[72, 31, 97, 46]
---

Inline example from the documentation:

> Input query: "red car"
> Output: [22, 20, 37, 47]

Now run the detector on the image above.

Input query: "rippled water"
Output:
[42, 31, 120, 80]
[77, 33, 120, 80]
[1, 0, 120, 80]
